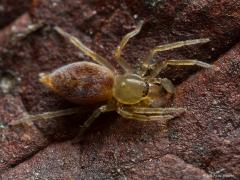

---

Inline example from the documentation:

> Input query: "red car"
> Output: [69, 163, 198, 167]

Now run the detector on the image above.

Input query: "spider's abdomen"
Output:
[40, 62, 114, 104]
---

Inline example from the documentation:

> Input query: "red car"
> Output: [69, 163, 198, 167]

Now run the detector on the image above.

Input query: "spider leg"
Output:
[148, 59, 218, 78]
[73, 103, 116, 143]
[54, 26, 116, 72]
[141, 38, 210, 76]
[117, 107, 180, 122]
[9, 107, 87, 126]
[118, 108, 173, 121]
[126, 107, 186, 115]
[114, 20, 144, 73]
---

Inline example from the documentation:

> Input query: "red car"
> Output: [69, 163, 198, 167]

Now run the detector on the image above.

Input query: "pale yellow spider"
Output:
[12, 21, 217, 140]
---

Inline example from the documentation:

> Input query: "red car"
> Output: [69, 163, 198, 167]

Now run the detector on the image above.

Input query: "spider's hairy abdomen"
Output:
[40, 62, 114, 104]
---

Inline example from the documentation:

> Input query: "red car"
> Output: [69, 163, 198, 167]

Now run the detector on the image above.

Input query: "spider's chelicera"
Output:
[12, 21, 217, 141]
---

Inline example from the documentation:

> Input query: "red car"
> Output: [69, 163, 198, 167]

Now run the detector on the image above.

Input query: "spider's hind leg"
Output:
[54, 26, 116, 72]
[9, 107, 86, 126]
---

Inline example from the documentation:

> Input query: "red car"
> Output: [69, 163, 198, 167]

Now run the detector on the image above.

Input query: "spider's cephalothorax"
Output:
[113, 74, 149, 105]
[13, 21, 217, 141]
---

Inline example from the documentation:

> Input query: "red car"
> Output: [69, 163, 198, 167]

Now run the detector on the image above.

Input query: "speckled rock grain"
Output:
[0, 0, 239, 179]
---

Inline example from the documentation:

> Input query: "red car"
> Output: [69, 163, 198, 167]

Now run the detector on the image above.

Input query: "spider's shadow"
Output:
[72, 111, 175, 150]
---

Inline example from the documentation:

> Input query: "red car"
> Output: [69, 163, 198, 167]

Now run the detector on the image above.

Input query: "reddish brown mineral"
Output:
[0, 0, 239, 179]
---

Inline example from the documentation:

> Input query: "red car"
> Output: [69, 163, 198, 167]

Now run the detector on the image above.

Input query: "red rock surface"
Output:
[0, 0, 31, 29]
[0, 0, 239, 179]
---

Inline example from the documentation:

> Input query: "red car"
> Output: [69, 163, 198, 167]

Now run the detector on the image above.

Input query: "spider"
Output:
[12, 21, 217, 141]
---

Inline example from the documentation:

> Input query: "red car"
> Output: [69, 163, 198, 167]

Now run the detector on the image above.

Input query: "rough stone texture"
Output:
[0, 0, 240, 179]
[171, 42, 240, 179]
[0, 0, 31, 29]
[1, 147, 211, 179]
[0, 13, 38, 46]
[0, 95, 48, 173]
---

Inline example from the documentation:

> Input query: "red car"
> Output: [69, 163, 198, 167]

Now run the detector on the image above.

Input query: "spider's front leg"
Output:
[117, 106, 185, 122]
[140, 38, 215, 77]
[149, 59, 218, 78]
